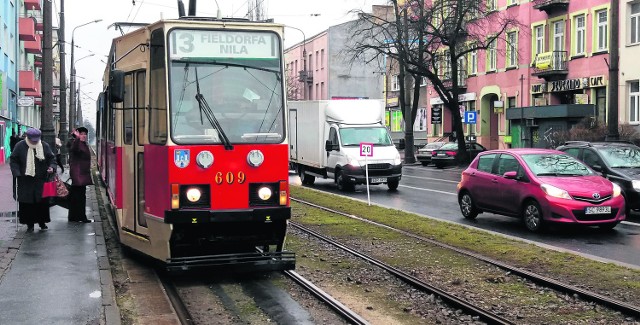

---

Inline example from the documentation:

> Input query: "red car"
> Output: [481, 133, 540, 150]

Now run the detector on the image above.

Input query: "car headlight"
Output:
[541, 184, 572, 200]
[347, 155, 360, 166]
[632, 180, 640, 191]
[613, 183, 622, 197]
[393, 152, 402, 165]
[258, 187, 272, 200]
[185, 188, 202, 202]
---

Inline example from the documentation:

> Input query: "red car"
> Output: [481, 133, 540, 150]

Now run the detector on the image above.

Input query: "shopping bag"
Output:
[55, 176, 69, 198]
[42, 179, 57, 198]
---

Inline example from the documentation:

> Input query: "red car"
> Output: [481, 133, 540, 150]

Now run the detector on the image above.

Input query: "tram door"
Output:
[121, 71, 148, 236]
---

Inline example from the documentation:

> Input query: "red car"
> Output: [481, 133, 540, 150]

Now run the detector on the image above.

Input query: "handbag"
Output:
[42, 177, 57, 198]
[55, 175, 70, 198]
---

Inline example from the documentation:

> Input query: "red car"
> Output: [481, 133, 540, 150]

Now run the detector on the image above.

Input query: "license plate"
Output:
[437, 153, 446, 156]
[585, 206, 611, 214]
[371, 177, 386, 183]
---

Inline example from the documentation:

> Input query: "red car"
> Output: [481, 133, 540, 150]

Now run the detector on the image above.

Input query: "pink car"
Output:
[457, 149, 626, 232]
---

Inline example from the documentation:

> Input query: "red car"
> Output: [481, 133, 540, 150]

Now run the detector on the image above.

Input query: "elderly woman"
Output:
[10, 128, 57, 232]
[68, 126, 93, 223]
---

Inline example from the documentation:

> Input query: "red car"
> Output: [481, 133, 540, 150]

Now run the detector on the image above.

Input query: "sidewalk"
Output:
[0, 163, 119, 325]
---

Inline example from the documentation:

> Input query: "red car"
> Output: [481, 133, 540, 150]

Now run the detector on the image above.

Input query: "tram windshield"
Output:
[168, 29, 285, 144]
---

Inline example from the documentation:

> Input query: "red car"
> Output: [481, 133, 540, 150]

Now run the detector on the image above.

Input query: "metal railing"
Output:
[532, 50, 567, 75]
[533, 0, 570, 10]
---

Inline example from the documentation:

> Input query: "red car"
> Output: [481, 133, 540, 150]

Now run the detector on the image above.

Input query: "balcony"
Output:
[533, 0, 569, 14]
[532, 51, 568, 80]
[24, 34, 42, 54]
[19, 70, 38, 92]
[298, 70, 313, 84]
[24, 0, 42, 11]
[442, 70, 467, 90]
[19, 17, 37, 41]
[442, 18, 468, 45]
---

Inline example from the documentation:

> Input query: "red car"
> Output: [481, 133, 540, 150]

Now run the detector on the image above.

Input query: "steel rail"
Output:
[290, 222, 514, 325]
[157, 271, 196, 325]
[284, 270, 370, 325]
[292, 197, 640, 318]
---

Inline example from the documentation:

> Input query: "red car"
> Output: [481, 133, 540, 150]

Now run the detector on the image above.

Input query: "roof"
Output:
[480, 148, 563, 155]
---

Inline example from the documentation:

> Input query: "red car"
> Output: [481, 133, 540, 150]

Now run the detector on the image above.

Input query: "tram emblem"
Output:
[174, 149, 190, 168]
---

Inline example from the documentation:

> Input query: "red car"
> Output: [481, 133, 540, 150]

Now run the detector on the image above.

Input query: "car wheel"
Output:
[523, 200, 544, 232]
[598, 222, 619, 231]
[336, 170, 354, 192]
[421, 162, 429, 166]
[387, 179, 399, 191]
[459, 191, 478, 219]
[299, 168, 315, 185]
[435, 163, 444, 169]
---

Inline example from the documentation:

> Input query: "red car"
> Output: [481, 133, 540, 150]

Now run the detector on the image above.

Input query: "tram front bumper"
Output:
[164, 207, 291, 224]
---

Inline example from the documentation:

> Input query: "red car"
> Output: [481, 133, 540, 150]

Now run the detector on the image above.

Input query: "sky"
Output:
[55, 0, 388, 127]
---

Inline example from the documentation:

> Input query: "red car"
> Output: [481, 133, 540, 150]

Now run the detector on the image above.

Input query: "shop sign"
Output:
[574, 94, 589, 104]
[386, 97, 398, 107]
[430, 92, 476, 105]
[535, 52, 553, 70]
[589, 75, 606, 87]
[548, 78, 588, 92]
[18, 96, 34, 107]
[531, 83, 546, 94]
[431, 106, 442, 124]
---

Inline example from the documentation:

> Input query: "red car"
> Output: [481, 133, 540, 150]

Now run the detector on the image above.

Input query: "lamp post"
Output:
[70, 53, 95, 129]
[70, 19, 101, 131]
[285, 25, 307, 100]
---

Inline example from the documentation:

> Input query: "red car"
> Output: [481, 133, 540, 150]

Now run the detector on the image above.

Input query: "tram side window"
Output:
[149, 29, 167, 144]
[137, 71, 146, 145]
[124, 74, 134, 145]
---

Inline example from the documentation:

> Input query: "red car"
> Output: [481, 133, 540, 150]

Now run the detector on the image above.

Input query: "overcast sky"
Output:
[56, 0, 388, 127]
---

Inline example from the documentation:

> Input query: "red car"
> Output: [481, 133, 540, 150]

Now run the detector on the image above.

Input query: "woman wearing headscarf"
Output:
[9, 128, 57, 231]
[68, 126, 93, 223]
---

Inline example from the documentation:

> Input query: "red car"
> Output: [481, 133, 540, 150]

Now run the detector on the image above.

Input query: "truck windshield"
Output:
[339, 127, 393, 147]
[168, 29, 285, 144]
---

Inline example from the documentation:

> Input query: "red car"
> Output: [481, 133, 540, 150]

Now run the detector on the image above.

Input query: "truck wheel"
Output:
[300, 169, 315, 185]
[387, 179, 399, 190]
[336, 171, 354, 192]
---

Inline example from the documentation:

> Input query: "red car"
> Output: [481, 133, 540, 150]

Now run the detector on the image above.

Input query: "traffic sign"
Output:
[360, 143, 373, 157]
[464, 111, 477, 124]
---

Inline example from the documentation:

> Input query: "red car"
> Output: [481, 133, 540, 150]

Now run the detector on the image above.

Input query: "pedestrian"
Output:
[68, 126, 93, 223]
[9, 126, 21, 152]
[9, 128, 57, 232]
[55, 136, 64, 173]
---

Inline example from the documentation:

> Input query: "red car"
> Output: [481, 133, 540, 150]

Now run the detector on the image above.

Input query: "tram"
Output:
[96, 6, 294, 271]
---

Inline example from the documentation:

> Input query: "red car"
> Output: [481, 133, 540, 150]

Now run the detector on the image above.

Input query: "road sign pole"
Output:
[365, 155, 370, 206]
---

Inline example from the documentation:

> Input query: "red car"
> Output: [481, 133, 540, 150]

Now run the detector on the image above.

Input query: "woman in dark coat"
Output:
[10, 128, 57, 231]
[68, 127, 93, 223]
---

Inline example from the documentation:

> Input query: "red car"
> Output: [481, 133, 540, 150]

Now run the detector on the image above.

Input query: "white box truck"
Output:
[289, 100, 402, 191]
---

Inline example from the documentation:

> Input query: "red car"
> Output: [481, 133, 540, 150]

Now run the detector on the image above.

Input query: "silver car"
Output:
[416, 142, 445, 166]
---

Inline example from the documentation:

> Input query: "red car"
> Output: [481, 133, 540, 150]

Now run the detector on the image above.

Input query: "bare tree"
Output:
[348, 0, 520, 163]
[285, 69, 302, 101]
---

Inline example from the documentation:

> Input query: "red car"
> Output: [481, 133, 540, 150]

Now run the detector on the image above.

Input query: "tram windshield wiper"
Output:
[193, 68, 234, 150]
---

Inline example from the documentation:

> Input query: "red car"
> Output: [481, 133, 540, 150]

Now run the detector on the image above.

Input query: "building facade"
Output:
[1, 0, 19, 162]
[620, 0, 640, 131]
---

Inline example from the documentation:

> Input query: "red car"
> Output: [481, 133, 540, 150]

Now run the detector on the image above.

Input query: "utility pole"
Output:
[59, 0, 68, 163]
[41, 0, 55, 149]
[77, 84, 83, 126]
[607, 0, 620, 140]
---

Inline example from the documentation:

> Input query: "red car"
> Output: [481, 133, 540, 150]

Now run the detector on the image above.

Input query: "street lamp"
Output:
[70, 19, 101, 130]
[285, 25, 307, 100]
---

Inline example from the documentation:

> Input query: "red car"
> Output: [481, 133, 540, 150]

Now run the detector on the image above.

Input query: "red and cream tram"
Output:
[96, 14, 294, 271]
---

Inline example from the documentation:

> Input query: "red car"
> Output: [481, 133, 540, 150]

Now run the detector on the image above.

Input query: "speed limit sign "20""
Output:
[360, 143, 373, 157]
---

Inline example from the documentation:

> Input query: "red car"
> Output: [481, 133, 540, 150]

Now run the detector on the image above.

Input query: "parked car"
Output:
[416, 142, 446, 166]
[556, 141, 640, 216]
[457, 149, 626, 232]
[431, 142, 486, 168]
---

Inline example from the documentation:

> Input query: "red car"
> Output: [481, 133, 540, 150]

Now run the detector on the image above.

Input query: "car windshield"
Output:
[168, 29, 284, 144]
[596, 146, 640, 168]
[521, 154, 594, 176]
[339, 127, 393, 146]
[424, 142, 444, 149]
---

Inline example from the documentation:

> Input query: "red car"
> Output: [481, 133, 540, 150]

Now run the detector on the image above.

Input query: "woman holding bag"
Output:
[9, 128, 57, 232]
[68, 127, 93, 223]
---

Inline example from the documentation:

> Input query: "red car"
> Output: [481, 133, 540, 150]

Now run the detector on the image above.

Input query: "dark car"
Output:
[416, 142, 445, 166]
[556, 141, 640, 216]
[431, 142, 486, 168]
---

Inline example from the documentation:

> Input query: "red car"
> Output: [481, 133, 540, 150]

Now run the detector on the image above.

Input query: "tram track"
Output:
[291, 197, 640, 320]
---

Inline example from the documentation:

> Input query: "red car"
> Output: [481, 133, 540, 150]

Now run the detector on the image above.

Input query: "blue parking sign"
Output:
[464, 111, 477, 124]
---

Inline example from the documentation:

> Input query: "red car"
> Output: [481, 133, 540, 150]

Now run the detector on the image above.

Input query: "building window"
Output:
[391, 74, 400, 91]
[486, 39, 497, 72]
[321, 49, 325, 69]
[574, 15, 586, 56]
[443, 50, 451, 79]
[630, 81, 640, 123]
[553, 20, 565, 52]
[506, 31, 517, 67]
[596, 9, 608, 52]
[534, 25, 544, 56]
[508, 96, 516, 108]
[632, 4, 640, 44]
[469, 50, 477, 75]
[507, 0, 518, 6]
[420, 77, 428, 86]
[315, 51, 319, 71]
[320, 82, 324, 99]
[486, 0, 497, 11]
[308, 54, 313, 71]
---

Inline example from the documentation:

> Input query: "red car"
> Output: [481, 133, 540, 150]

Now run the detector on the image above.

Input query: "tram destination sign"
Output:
[170, 29, 279, 60]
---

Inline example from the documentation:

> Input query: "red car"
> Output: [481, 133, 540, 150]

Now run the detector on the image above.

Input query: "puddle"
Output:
[89, 290, 101, 298]
[88, 233, 95, 236]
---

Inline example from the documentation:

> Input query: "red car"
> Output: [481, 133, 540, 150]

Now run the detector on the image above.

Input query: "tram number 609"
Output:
[215, 171, 246, 185]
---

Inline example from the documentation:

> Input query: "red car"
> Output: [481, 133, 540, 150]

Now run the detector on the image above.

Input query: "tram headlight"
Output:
[258, 187, 272, 201]
[186, 188, 202, 202]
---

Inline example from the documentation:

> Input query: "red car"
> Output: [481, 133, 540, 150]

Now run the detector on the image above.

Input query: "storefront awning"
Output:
[505, 104, 595, 120]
